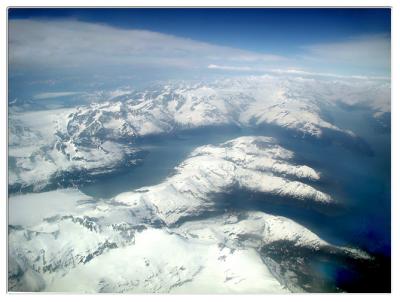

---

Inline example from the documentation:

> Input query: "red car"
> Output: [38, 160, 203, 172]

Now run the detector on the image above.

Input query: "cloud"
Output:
[9, 19, 285, 73]
[207, 64, 254, 71]
[269, 68, 390, 80]
[8, 19, 390, 90]
[33, 91, 81, 100]
[301, 34, 390, 75]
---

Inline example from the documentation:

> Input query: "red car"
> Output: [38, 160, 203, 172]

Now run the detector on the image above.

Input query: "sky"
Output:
[8, 8, 391, 101]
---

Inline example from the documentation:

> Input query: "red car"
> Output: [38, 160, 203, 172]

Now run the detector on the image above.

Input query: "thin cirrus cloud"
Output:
[8, 19, 390, 78]
[9, 19, 285, 73]
[301, 34, 391, 75]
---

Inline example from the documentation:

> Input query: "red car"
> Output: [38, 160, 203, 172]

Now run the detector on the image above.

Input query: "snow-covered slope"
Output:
[9, 108, 141, 192]
[8, 74, 390, 192]
[8, 195, 368, 293]
[8, 136, 369, 293]
[114, 136, 331, 225]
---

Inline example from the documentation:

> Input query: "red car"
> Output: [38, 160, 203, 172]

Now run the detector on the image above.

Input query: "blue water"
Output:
[78, 105, 390, 292]
[79, 126, 249, 199]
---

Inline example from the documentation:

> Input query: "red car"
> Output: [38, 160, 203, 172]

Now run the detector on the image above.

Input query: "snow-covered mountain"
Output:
[8, 74, 390, 193]
[9, 108, 142, 192]
[113, 136, 331, 226]
[9, 136, 370, 293]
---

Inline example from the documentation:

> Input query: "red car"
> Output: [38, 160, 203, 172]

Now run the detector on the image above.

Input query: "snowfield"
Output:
[8, 74, 390, 192]
[9, 136, 369, 293]
[114, 136, 331, 226]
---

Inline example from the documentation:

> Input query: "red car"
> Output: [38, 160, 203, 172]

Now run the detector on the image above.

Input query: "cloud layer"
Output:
[33, 91, 81, 100]
[9, 19, 284, 72]
[8, 19, 390, 85]
[302, 34, 390, 75]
